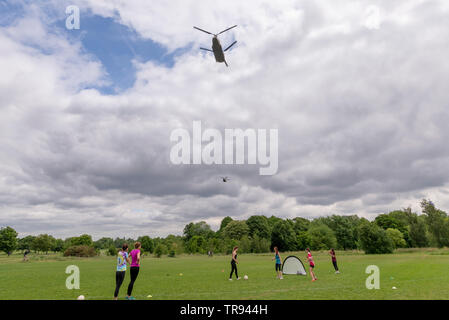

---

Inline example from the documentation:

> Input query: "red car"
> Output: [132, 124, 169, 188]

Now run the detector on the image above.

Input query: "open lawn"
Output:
[1, 249, 448, 300]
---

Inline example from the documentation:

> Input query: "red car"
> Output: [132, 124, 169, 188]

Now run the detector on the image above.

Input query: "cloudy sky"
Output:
[1, 0, 449, 239]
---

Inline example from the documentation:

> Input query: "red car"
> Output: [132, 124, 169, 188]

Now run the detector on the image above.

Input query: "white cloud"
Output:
[1, 0, 449, 238]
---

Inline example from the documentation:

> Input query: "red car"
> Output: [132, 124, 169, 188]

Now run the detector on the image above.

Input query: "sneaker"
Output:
[126, 296, 136, 300]
[280, 277, 284, 280]
[229, 278, 232, 281]
[237, 277, 241, 280]
[336, 271, 340, 274]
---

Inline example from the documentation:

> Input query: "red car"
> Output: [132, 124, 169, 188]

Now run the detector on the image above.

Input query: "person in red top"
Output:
[306, 248, 317, 281]
[329, 248, 340, 274]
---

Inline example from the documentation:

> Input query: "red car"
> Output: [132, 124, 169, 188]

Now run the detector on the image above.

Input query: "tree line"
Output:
[0, 199, 447, 257]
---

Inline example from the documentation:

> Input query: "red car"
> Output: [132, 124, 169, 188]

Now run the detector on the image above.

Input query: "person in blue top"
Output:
[272, 247, 283, 279]
[114, 243, 131, 300]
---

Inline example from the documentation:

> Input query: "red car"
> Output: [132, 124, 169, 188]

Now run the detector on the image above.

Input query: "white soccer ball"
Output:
[244, 275, 248, 280]
[392, 287, 397, 290]
[77, 295, 85, 300]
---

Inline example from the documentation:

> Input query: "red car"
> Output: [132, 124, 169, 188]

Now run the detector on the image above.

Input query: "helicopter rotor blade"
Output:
[200, 47, 213, 52]
[193, 26, 213, 35]
[217, 25, 237, 35]
[224, 41, 237, 52]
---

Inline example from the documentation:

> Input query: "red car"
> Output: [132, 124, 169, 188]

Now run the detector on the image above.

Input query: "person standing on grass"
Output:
[306, 248, 317, 282]
[22, 249, 30, 262]
[329, 248, 340, 274]
[229, 246, 240, 281]
[272, 247, 283, 279]
[114, 243, 130, 300]
[126, 242, 141, 300]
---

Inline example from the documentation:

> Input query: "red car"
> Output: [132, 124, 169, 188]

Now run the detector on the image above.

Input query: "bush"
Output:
[168, 249, 176, 257]
[63, 245, 97, 257]
[107, 246, 117, 256]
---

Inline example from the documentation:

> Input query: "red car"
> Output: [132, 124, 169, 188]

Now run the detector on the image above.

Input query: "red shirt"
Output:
[307, 252, 315, 266]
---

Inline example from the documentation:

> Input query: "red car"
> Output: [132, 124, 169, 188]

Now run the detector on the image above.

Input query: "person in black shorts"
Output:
[272, 247, 283, 279]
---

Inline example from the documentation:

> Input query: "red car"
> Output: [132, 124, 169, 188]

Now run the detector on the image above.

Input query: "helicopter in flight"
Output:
[221, 176, 230, 183]
[193, 25, 238, 67]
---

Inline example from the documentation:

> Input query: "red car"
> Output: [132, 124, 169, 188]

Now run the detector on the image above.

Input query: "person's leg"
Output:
[310, 267, 316, 280]
[235, 264, 239, 279]
[114, 271, 125, 299]
[333, 261, 339, 271]
[127, 267, 140, 297]
[230, 263, 237, 279]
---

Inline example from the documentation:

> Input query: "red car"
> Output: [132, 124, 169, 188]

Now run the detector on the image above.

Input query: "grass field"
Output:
[1, 249, 449, 300]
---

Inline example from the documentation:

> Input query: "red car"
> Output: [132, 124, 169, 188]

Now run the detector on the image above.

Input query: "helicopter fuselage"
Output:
[212, 37, 226, 63]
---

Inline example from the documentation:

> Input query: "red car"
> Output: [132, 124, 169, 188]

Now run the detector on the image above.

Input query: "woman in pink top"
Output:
[306, 248, 317, 282]
[126, 242, 141, 300]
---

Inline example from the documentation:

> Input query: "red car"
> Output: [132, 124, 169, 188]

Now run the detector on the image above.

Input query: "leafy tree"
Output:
[292, 217, 310, 235]
[137, 236, 154, 254]
[94, 237, 114, 250]
[183, 221, 214, 242]
[246, 215, 271, 239]
[187, 235, 207, 253]
[218, 217, 233, 233]
[154, 244, 167, 258]
[113, 237, 127, 248]
[68, 234, 93, 247]
[250, 234, 271, 253]
[33, 234, 55, 254]
[421, 199, 449, 247]
[53, 239, 64, 252]
[267, 215, 283, 230]
[409, 215, 429, 248]
[222, 221, 250, 240]
[296, 231, 311, 250]
[239, 236, 252, 253]
[307, 224, 337, 250]
[271, 220, 297, 251]
[358, 222, 394, 254]
[17, 235, 35, 252]
[0, 226, 18, 256]
[386, 228, 407, 248]
[323, 215, 359, 250]
[107, 245, 117, 256]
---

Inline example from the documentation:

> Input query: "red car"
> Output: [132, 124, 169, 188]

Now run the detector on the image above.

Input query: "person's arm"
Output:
[125, 253, 131, 264]
[137, 251, 141, 265]
[233, 252, 238, 263]
[279, 253, 282, 263]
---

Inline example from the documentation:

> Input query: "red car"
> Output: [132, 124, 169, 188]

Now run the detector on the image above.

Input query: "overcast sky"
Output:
[1, 0, 449, 239]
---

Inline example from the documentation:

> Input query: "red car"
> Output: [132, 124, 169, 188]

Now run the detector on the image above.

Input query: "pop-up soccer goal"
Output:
[282, 256, 307, 275]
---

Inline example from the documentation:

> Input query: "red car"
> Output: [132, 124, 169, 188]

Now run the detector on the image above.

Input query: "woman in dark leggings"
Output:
[329, 248, 340, 274]
[127, 242, 141, 300]
[114, 244, 130, 300]
[229, 246, 240, 280]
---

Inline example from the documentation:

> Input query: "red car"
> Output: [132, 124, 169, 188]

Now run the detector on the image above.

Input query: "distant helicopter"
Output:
[193, 25, 238, 67]
[221, 176, 230, 183]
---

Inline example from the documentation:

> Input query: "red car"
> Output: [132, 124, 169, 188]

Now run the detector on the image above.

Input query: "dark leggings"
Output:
[127, 267, 140, 296]
[332, 260, 339, 271]
[230, 261, 238, 279]
[114, 271, 126, 298]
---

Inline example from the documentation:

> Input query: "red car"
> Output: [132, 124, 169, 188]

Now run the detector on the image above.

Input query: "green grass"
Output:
[1, 249, 448, 300]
